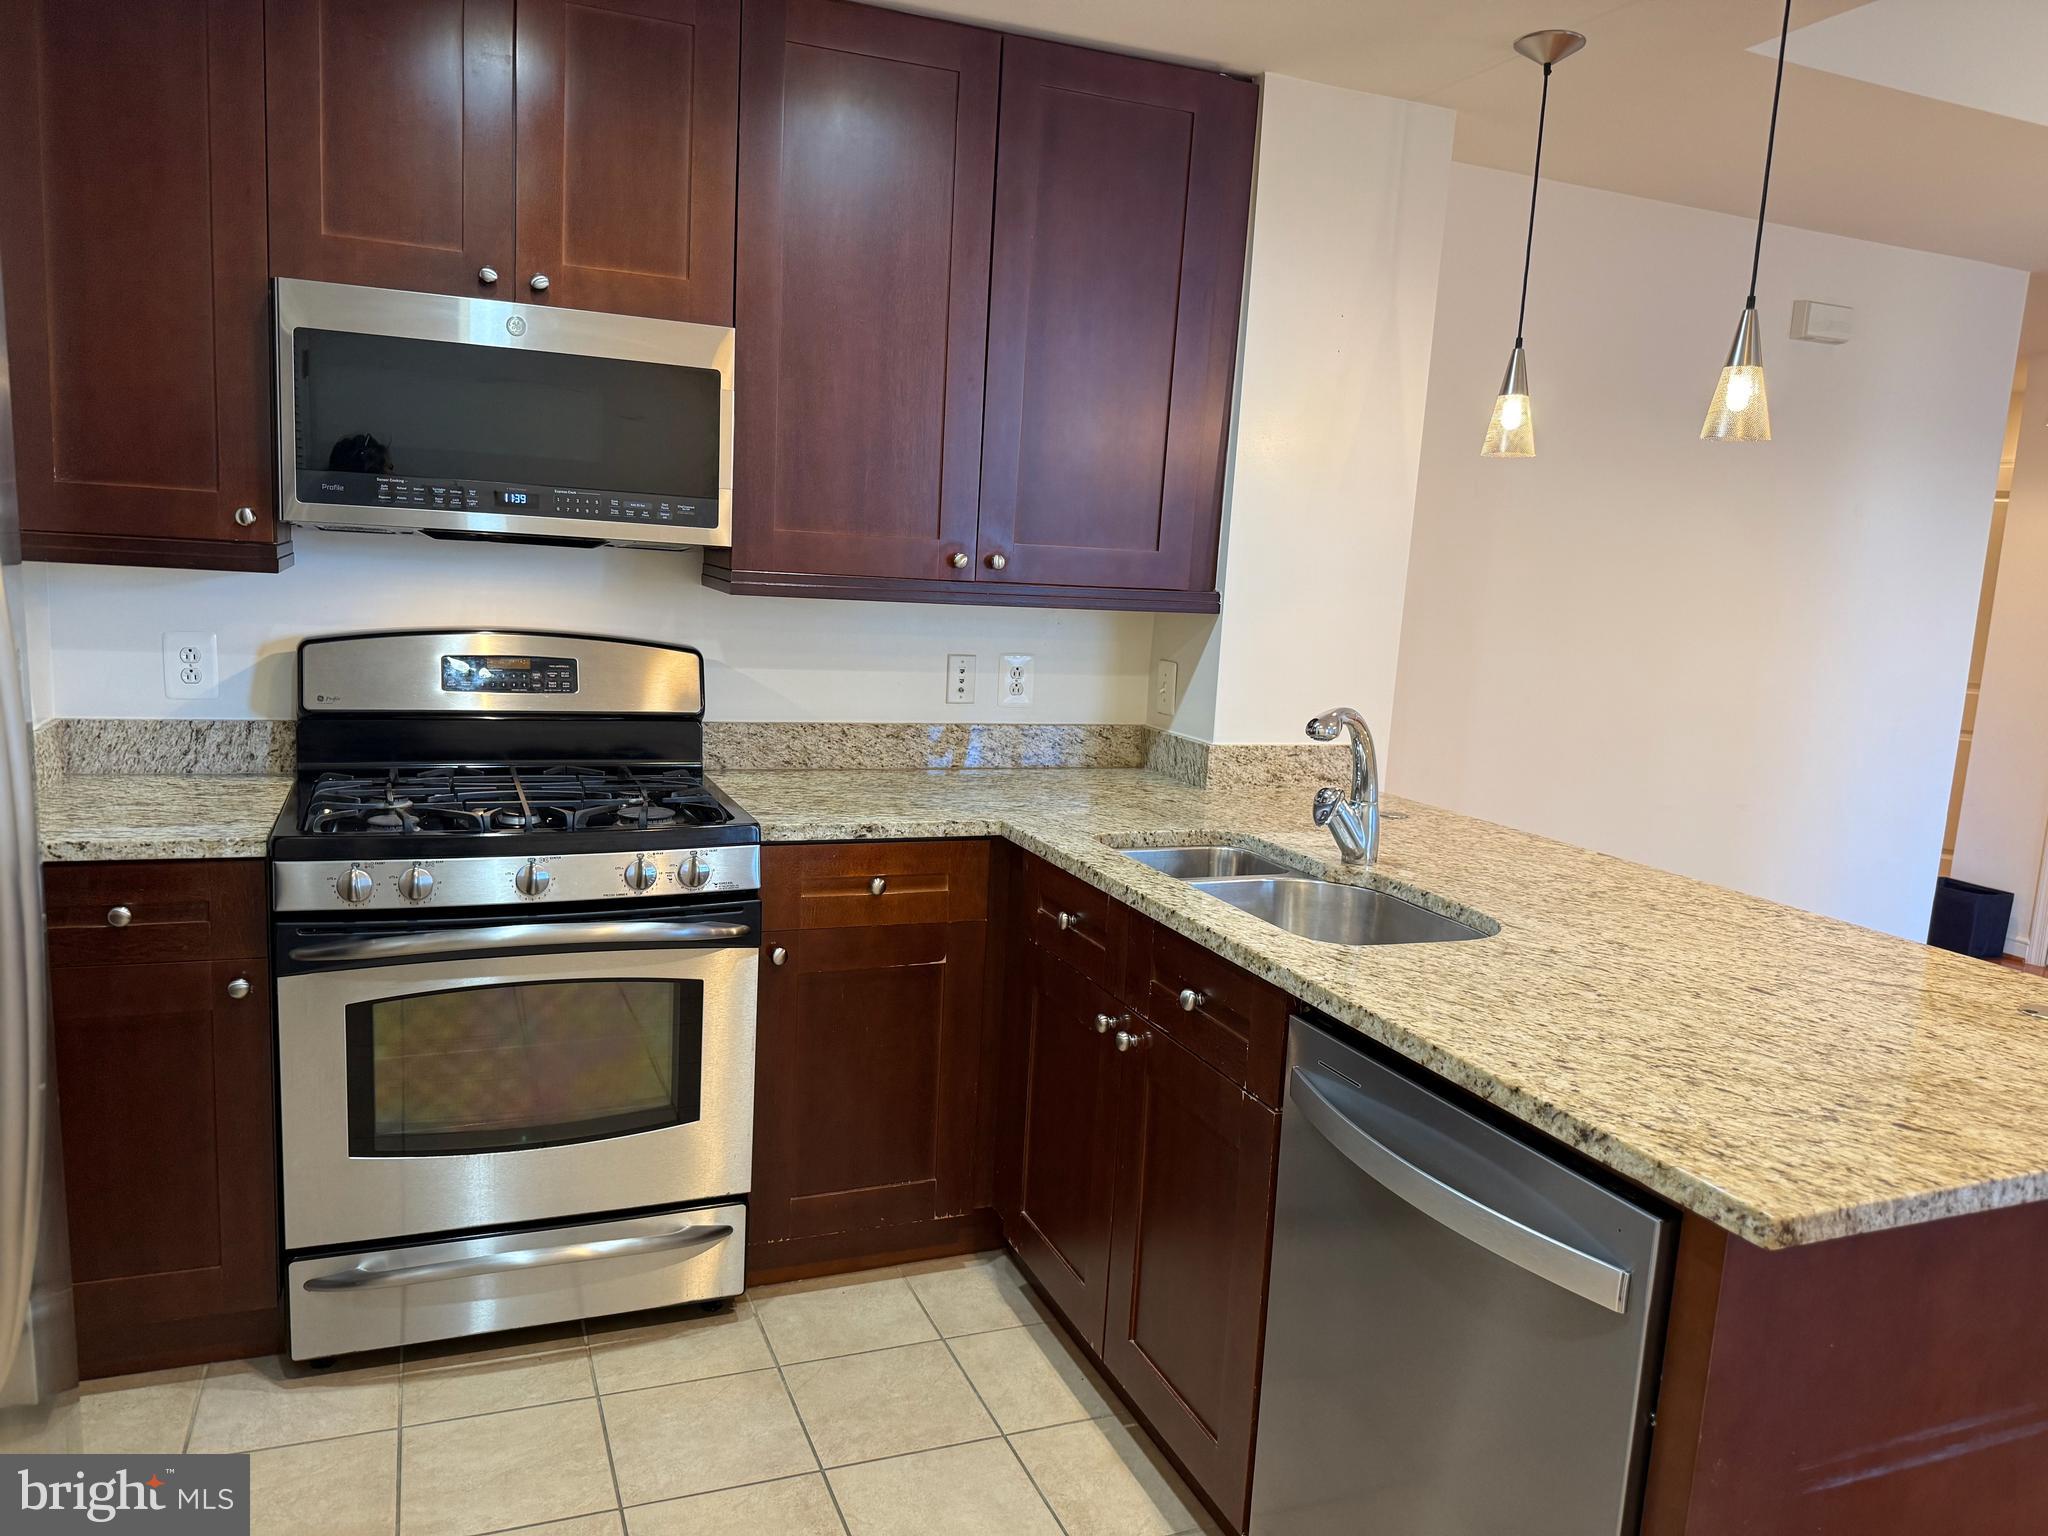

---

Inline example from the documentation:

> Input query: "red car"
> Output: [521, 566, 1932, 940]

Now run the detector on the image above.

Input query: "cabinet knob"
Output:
[1178, 987, 1205, 1013]
[105, 905, 132, 928]
[1093, 1012, 1122, 1035]
[233, 506, 255, 527]
[529, 273, 551, 292]
[986, 553, 1007, 570]
[1115, 1029, 1149, 1053]
[226, 977, 251, 1001]
[949, 551, 969, 569]
[770, 946, 787, 967]
[478, 265, 499, 285]
[1055, 910, 1079, 932]
[869, 876, 887, 896]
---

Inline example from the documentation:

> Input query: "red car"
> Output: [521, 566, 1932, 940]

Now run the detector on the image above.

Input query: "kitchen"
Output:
[4, 1, 2047, 1534]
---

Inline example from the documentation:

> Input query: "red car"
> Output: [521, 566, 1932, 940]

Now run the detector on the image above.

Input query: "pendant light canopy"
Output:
[1703, 0, 1793, 443]
[1482, 29, 1585, 460]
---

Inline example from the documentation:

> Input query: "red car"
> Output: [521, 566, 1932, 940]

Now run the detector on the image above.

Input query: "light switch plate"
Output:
[1154, 659, 1178, 717]
[163, 631, 219, 700]
[947, 653, 976, 704]
[999, 654, 1033, 707]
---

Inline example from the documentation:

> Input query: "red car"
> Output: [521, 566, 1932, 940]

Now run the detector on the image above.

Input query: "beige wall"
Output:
[1393, 164, 2024, 940]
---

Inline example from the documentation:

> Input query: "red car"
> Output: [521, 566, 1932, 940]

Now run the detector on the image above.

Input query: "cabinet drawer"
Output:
[764, 840, 989, 929]
[44, 860, 267, 966]
[1134, 919, 1289, 1106]
[1025, 856, 1126, 991]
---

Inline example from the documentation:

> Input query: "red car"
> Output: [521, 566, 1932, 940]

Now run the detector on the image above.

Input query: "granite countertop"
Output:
[717, 768, 2048, 1252]
[37, 773, 292, 862]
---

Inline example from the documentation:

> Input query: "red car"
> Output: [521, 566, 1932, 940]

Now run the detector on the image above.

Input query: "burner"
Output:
[615, 803, 677, 829]
[365, 810, 408, 831]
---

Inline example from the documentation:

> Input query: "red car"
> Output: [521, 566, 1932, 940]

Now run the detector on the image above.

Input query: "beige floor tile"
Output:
[624, 1472, 843, 1536]
[485, 1517, 624, 1536]
[590, 1306, 773, 1395]
[947, 1323, 1121, 1432]
[247, 1430, 396, 1536]
[401, 1339, 594, 1426]
[402, 1397, 618, 1536]
[755, 1276, 937, 1365]
[829, 1439, 1061, 1536]
[77, 1365, 204, 1452]
[187, 1355, 399, 1452]
[601, 1367, 815, 1506]
[783, 1340, 995, 1467]
[1010, 1418, 1205, 1536]
[403, 1319, 586, 1367]
[902, 1255, 1048, 1336]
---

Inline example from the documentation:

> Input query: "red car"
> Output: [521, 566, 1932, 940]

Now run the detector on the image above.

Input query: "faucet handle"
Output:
[1312, 786, 1341, 826]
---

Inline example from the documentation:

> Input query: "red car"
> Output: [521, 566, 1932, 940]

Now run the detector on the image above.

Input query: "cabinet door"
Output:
[1103, 1024, 1280, 1530]
[52, 958, 279, 1377]
[266, 0, 516, 295]
[1003, 949, 1124, 1348]
[753, 922, 987, 1244]
[514, 0, 737, 321]
[0, 0, 283, 570]
[727, 0, 997, 581]
[976, 39, 1255, 594]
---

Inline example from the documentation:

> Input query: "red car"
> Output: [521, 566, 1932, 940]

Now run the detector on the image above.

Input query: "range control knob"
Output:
[624, 855, 661, 892]
[678, 852, 713, 890]
[398, 864, 435, 903]
[514, 859, 553, 898]
[338, 866, 374, 905]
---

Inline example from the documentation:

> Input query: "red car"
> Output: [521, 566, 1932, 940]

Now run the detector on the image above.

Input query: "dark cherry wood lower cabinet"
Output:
[43, 860, 281, 1378]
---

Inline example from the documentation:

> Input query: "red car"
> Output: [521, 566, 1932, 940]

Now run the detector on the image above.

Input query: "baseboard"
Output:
[742, 1210, 1004, 1288]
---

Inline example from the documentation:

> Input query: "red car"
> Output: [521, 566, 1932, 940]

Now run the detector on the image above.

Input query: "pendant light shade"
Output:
[1481, 29, 1584, 460]
[1703, 0, 1793, 443]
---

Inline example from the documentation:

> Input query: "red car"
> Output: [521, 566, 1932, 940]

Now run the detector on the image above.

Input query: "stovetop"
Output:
[299, 764, 737, 837]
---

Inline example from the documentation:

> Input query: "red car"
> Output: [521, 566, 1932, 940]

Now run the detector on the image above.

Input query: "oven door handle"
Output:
[287, 919, 754, 964]
[301, 1221, 736, 1292]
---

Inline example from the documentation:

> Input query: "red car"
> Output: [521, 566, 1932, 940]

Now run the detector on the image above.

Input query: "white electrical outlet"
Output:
[947, 653, 976, 704]
[162, 631, 219, 700]
[1154, 659, 1178, 717]
[999, 654, 1033, 707]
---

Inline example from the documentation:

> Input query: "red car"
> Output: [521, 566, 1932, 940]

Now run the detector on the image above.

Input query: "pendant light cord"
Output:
[1514, 62, 1552, 346]
[1747, 0, 1793, 305]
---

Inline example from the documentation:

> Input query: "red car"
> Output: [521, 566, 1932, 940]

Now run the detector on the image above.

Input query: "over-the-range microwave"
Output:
[273, 278, 733, 549]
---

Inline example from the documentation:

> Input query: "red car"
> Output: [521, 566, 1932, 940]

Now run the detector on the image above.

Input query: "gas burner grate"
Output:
[300, 764, 732, 837]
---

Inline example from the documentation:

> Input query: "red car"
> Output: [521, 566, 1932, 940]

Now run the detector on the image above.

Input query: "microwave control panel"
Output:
[295, 470, 720, 532]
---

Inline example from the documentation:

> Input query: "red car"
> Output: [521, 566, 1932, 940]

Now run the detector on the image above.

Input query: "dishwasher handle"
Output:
[1289, 1066, 1631, 1314]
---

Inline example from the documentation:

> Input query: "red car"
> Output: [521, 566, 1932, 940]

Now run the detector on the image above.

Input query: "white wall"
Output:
[1159, 75, 1452, 757]
[1953, 349, 2048, 953]
[28, 534, 1153, 722]
[1393, 164, 2023, 939]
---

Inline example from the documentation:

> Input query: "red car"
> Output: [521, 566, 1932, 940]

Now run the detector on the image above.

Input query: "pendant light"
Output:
[1482, 29, 1585, 459]
[1703, 0, 1793, 443]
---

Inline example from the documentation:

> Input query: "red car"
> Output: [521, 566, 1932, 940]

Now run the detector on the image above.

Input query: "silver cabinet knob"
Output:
[770, 946, 788, 967]
[1055, 910, 1078, 932]
[623, 855, 660, 892]
[986, 553, 1007, 570]
[338, 867, 374, 904]
[515, 859, 552, 897]
[105, 905, 132, 928]
[233, 506, 255, 526]
[479, 265, 499, 284]
[1094, 1012, 1122, 1035]
[529, 273, 550, 292]
[226, 977, 251, 1001]
[870, 876, 887, 896]
[398, 864, 435, 903]
[1178, 987, 1205, 1013]
[949, 551, 969, 568]
[1115, 1029, 1148, 1053]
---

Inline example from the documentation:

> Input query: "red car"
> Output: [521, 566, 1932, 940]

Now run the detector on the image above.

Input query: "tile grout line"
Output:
[179, 1362, 208, 1454]
[757, 1297, 854, 1536]
[582, 1339, 628, 1523]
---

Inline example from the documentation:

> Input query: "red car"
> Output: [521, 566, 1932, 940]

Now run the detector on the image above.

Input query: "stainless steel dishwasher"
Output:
[1251, 1015, 1675, 1535]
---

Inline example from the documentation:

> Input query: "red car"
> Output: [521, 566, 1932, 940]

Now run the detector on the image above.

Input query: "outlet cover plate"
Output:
[999, 653, 1033, 707]
[947, 653, 976, 704]
[163, 631, 219, 700]
[1154, 659, 1178, 717]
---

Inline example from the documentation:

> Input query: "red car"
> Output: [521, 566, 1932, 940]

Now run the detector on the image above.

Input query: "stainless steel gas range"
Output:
[269, 631, 760, 1361]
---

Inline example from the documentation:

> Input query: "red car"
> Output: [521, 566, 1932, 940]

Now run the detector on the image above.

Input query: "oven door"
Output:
[276, 913, 756, 1252]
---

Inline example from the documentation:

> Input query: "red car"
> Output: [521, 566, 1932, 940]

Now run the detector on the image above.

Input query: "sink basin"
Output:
[1122, 845, 1296, 880]
[1188, 876, 1486, 946]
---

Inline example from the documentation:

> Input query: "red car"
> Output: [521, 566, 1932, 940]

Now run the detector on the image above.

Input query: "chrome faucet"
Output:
[1307, 707, 1379, 864]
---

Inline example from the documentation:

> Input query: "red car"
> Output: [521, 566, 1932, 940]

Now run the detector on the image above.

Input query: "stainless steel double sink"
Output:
[1121, 845, 1486, 947]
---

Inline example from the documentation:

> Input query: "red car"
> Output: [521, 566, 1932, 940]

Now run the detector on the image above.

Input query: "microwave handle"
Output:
[288, 918, 752, 964]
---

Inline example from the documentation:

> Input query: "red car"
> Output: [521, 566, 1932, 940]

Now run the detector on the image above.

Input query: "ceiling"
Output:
[894, 0, 2048, 272]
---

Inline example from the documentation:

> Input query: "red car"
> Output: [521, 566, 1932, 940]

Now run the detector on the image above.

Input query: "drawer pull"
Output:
[105, 905, 132, 928]
[1056, 910, 1080, 932]
[1178, 987, 1206, 1013]
[1115, 1029, 1150, 1053]
[1094, 1012, 1122, 1035]
[870, 876, 887, 896]
[226, 977, 251, 1000]
[770, 946, 788, 967]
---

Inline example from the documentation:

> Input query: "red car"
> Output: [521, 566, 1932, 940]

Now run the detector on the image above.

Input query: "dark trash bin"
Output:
[1928, 876, 2016, 960]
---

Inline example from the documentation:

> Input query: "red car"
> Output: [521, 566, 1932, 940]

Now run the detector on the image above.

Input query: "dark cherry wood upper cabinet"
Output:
[0, 0, 287, 572]
[975, 39, 1255, 598]
[713, 0, 997, 585]
[1102, 1024, 1280, 1532]
[514, 0, 737, 322]
[266, 0, 517, 296]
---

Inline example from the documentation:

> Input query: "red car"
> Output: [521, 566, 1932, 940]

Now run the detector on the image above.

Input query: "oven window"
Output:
[345, 979, 703, 1156]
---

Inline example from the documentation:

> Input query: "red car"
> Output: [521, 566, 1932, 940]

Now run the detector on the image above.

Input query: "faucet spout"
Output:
[1305, 708, 1379, 864]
